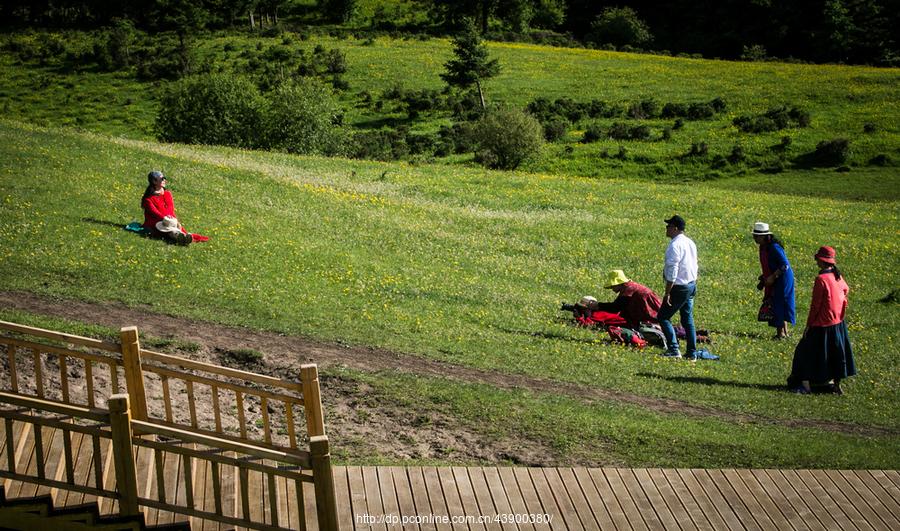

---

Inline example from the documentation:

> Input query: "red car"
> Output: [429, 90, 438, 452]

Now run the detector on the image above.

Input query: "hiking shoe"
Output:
[661, 351, 682, 358]
[790, 386, 810, 395]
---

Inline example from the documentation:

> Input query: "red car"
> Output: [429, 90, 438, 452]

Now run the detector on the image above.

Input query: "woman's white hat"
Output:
[156, 215, 181, 233]
[752, 222, 772, 235]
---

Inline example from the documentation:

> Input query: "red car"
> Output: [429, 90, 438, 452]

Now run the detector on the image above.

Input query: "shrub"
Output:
[581, 123, 604, 143]
[628, 98, 659, 119]
[734, 105, 810, 133]
[673, 118, 684, 130]
[661, 102, 688, 118]
[588, 7, 653, 48]
[868, 154, 891, 166]
[222, 348, 264, 367]
[543, 118, 569, 142]
[812, 138, 850, 166]
[740, 44, 767, 61]
[438, 122, 479, 154]
[473, 106, 544, 170]
[607, 122, 631, 140]
[686, 102, 715, 120]
[662, 127, 672, 141]
[863, 122, 877, 133]
[687, 142, 709, 157]
[350, 129, 408, 160]
[728, 145, 746, 164]
[156, 74, 268, 148]
[264, 80, 346, 155]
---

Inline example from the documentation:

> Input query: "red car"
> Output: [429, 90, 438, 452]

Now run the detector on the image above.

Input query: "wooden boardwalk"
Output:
[3, 420, 899, 530]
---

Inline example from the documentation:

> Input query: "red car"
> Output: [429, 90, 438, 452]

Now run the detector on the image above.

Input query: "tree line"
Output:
[2, 0, 898, 65]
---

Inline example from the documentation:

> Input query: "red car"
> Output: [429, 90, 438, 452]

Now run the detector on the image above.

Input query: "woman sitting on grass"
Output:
[141, 170, 207, 245]
[787, 246, 855, 395]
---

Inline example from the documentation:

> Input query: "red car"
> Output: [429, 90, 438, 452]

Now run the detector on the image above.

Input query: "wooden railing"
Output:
[0, 392, 139, 517]
[0, 320, 322, 453]
[0, 320, 339, 530]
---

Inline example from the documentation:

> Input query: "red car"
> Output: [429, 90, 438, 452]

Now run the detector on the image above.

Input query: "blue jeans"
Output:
[658, 282, 696, 355]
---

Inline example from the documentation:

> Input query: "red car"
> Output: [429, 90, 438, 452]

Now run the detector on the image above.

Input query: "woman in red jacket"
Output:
[141, 170, 203, 245]
[787, 246, 856, 394]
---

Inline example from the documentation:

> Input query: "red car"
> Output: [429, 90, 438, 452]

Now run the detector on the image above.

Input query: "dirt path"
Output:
[1, 291, 893, 449]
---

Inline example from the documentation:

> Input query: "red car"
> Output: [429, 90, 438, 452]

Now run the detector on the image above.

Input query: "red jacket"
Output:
[807, 271, 849, 328]
[597, 281, 662, 328]
[142, 190, 185, 233]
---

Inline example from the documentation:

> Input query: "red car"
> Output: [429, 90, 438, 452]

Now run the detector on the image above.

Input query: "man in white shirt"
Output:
[659, 215, 703, 359]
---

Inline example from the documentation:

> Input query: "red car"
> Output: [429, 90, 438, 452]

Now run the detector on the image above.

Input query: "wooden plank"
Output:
[59, 354, 69, 403]
[452, 467, 482, 531]
[422, 466, 452, 531]
[1, 418, 22, 476]
[33, 351, 44, 398]
[483, 467, 517, 531]
[236, 391, 247, 440]
[0, 320, 120, 352]
[820, 470, 882, 531]
[303, 469, 321, 531]
[617, 468, 663, 530]
[719, 469, 777, 531]
[5, 341, 18, 393]
[860, 470, 900, 517]
[45, 426, 72, 501]
[363, 465, 388, 530]
[763, 469, 825, 531]
[735, 469, 793, 531]
[332, 467, 353, 531]
[212, 385, 222, 433]
[261, 397, 272, 444]
[753, 469, 815, 531]
[772, 469, 835, 531]
[568, 468, 612, 531]
[391, 466, 421, 531]
[648, 468, 697, 531]
[690, 469, 745, 531]
[268, 469, 279, 526]
[108, 361, 119, 395]
[6, 421, 34, 495]
[61, 429, 93, 507]
[794, 469, 853, 531]
[378, 466, 402, 526]
[85, 361, 95, 407]
[496, 466, 544, 531]
[220, 452, 237, 527]
[840, 470, 900, 530]
[437, 466, 468, 530]
[674, 469, 729, 531]
[541, 468, 585, 531]
[705, 468, 762, 531]
[601, 468, 648, 531]
[410, 467, 437, 531]
[587, 468, 631, 531]
[812, 468, 877, 531]
[348, 466, 371, 530]
[514, 467, 551, 531]
[186, 380, 198, 429]
[631, 468, 681, 531]
[471, 467, 502, 530]
[141, 349, 303, 392]
[189, 452, 208, 531]
[161, 375, 173, 423]
[285, 403, 297, 449]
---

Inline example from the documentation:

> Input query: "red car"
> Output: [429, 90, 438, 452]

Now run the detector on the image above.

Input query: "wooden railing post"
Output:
[120, 326, 148, 421]
[108, 394, 140, 518]
[311, 435, 339, 531]
[301, 364, 325, 437]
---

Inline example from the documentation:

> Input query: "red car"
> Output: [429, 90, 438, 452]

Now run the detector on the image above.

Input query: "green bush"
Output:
[473, 106, 544, 170]
[812, 138, 850, 166]
[588, 6, 653, 48]
[156, 74, 268, 148]
[264, 80, 346, 155]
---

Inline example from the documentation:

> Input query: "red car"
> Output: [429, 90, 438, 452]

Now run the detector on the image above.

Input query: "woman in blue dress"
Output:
[753, 222, 796, 339]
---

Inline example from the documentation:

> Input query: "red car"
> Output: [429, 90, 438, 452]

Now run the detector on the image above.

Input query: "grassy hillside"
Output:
[2, 31, 899, 181]
[1, 120, 898, 467]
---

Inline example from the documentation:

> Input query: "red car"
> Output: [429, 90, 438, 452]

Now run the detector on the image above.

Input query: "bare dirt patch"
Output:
[1, 290, 894, 453]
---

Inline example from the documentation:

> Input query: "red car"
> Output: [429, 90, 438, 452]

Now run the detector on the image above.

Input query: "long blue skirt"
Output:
[788, 321, 856, 386]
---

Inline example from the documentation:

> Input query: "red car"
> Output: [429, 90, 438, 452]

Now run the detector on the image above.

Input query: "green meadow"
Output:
[1, 31, 899, 467]
[1, 119, 898, 467]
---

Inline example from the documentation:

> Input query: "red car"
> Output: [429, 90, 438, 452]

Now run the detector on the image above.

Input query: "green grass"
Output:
[2, 30, 899, 180]
[0, 121, 897, 468]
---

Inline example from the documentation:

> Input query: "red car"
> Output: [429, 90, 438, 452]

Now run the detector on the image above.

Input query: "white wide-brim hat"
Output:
[155, 215, 180, 233]
[752, 221, 772, 235]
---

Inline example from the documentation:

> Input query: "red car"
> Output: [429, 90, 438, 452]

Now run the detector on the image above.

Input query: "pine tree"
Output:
[440, 19, 501, 110]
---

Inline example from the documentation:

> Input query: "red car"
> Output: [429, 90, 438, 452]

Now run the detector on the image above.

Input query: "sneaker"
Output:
[661, 351, 682, 358]
[790, 386, 810, 395]
[691, 349, 719, 361]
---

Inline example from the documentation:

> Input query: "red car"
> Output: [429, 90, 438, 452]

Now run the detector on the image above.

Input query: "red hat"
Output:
[814, 246, 836, 264]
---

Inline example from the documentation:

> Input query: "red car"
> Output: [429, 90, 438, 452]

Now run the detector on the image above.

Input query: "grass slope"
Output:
[0, 120, 898, 468]
[2, 31, 899, 180]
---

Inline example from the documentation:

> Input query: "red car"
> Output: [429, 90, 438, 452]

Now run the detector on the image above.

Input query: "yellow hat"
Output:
[604, 269, 630, 288]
